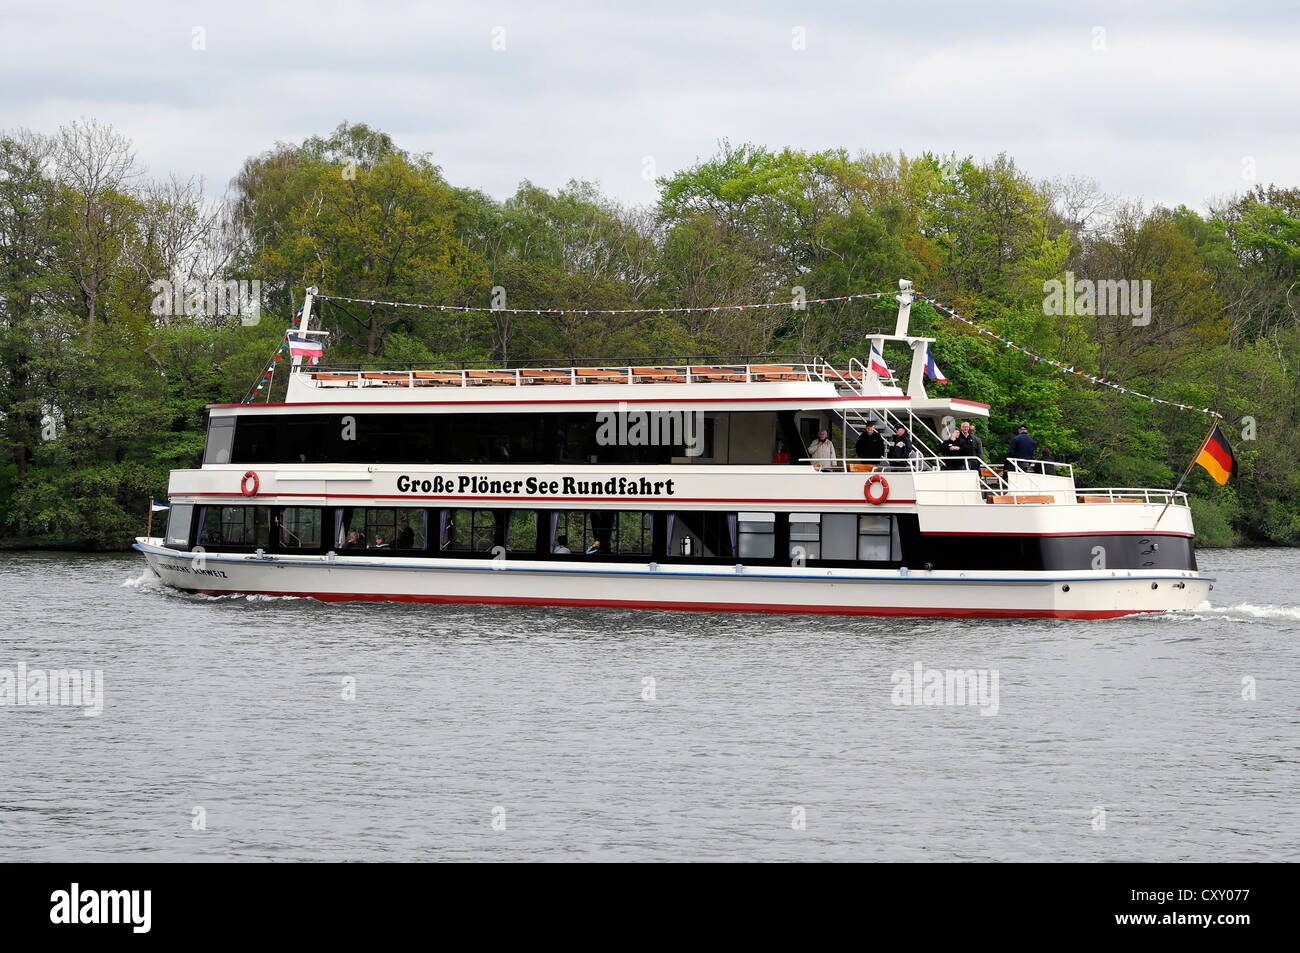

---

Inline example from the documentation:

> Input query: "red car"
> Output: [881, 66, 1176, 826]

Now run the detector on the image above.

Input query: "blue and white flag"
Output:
[150, 500, 169, 512]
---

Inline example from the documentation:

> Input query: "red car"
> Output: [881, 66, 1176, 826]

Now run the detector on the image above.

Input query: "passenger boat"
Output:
[135, 283, 1212, 618]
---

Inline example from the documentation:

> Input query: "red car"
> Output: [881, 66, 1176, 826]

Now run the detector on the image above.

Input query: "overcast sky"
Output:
[2, 0, 1297, 212]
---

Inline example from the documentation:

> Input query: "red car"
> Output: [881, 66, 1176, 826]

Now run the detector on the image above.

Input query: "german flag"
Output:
[1195, 423, 1237, 485]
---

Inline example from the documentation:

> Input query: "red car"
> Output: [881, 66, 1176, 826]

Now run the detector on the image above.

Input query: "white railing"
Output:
[1074, 488, 1190, 506]
[297, 359, 880, 390]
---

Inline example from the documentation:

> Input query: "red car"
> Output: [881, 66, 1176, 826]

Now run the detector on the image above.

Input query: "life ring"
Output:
[864, 474, 890, 504]
[241, 470, 260, 497]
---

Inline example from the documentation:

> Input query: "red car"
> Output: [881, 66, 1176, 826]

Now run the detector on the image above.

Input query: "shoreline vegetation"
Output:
[2, 122, 1296, 551]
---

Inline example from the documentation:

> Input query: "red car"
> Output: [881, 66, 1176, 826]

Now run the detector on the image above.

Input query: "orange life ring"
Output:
[241, 470, 260, 497]
[864, 474, 890, 504]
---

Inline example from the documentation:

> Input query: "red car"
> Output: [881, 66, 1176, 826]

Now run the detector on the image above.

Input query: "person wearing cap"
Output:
[855, 421, 886, 464]
[1007, 425, 1036, 471]
[887, 425, 913, 470]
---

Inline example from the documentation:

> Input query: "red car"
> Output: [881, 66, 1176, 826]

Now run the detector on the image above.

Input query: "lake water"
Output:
[1, 547, 1296, 861]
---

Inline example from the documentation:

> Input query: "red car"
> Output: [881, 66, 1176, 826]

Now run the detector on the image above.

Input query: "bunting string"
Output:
[243, 304, 307, 403]
[916, 293, 1223, 420]
[312, 290, 894, 315]
[245, 287, 1222, 419]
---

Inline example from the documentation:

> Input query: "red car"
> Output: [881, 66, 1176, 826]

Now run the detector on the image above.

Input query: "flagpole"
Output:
[1153, 417, 1220, 529]
[147, 499, 153, 539]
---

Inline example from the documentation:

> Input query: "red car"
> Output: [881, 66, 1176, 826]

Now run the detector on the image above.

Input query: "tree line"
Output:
[1, 121, 1295, 548]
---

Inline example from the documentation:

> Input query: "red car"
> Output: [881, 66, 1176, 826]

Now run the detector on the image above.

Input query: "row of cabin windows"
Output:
[202, 411, 813, 466]
[164, 504, 902, 563]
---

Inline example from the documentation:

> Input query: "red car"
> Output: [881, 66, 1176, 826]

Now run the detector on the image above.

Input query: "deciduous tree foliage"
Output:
[0, 123, 1294, 547]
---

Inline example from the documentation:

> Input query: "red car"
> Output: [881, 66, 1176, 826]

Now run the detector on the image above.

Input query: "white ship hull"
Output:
[135, 539, 1211, 619]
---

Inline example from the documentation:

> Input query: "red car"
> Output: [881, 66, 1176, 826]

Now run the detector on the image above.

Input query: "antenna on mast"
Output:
[292, 286, 319, 370]
[894, 279, 914, 337]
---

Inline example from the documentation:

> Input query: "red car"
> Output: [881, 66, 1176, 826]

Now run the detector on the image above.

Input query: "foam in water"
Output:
[1198, 603, 1300, 621]
[121, 566, 162, 589]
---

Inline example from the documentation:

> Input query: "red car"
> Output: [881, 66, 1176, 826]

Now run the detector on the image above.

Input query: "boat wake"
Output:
[1163, 602, 1300, 623]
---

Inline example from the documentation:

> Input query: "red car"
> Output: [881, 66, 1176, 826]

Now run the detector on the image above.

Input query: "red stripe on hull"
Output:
[185, 588, 1150, 619]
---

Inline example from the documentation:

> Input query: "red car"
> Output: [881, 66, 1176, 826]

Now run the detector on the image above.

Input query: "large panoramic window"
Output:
[787, 512, 899, 563]
[336, 507, 425, 551]
[218, 410, 796, 465]
[198, 505, 271, 548]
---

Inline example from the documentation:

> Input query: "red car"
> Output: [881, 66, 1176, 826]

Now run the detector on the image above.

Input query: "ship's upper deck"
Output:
[269, 356, 989, 420]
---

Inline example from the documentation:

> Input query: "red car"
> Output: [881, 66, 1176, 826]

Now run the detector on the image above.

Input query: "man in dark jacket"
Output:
[855, 421, 886, 463]
[887, 426, 913, 470]
[1007, 425, 1036, 471]
[964, 421, 985, 470]
[943, 428, 973, 470]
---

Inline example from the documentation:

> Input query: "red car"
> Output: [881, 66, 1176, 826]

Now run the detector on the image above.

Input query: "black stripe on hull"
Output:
[897, 517, 1196, 572]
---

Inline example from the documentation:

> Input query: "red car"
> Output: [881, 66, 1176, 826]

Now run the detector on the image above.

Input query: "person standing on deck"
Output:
[1007, 425, 1036, 472]
[887, 426, 913, 471]
[808, 429, 836, 470]
[943, 428, 971, 471]
[964, 421, 985, 470]
[855, 422, 886, 465]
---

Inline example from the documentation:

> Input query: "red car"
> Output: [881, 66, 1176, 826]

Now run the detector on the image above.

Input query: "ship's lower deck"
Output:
[135, 539, 1211, 619]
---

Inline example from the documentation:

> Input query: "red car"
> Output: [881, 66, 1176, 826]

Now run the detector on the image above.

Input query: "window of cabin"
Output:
[737, 511, 775, 559]
[199, 506, 271, 548]
[164, 504, 194, 549]
[203, 416, 236, 464]
[857, 513, 897, 562]
[789, 512, 821, 561]
[550, 511, 593, 553]
[439, 509, 499, 554]
[504, 510, 536, 553]
[614, 511, 653, 555]
[668, 511, 734, 558]
[278, 508, 323, 550]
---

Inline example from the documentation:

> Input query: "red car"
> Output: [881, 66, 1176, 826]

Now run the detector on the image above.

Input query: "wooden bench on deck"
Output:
[632, 366, 687, 383]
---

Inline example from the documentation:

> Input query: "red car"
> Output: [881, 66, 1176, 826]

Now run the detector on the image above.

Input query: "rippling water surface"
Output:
[1, 548, 1297, 861]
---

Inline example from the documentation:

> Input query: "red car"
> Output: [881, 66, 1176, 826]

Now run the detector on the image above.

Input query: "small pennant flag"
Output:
[1194, 424, 1237, 485]
[288, 334, 324, 358]
[150, 499, 169, 512]
[869, 344, 891, 377]
[924, 348, 947, 383]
